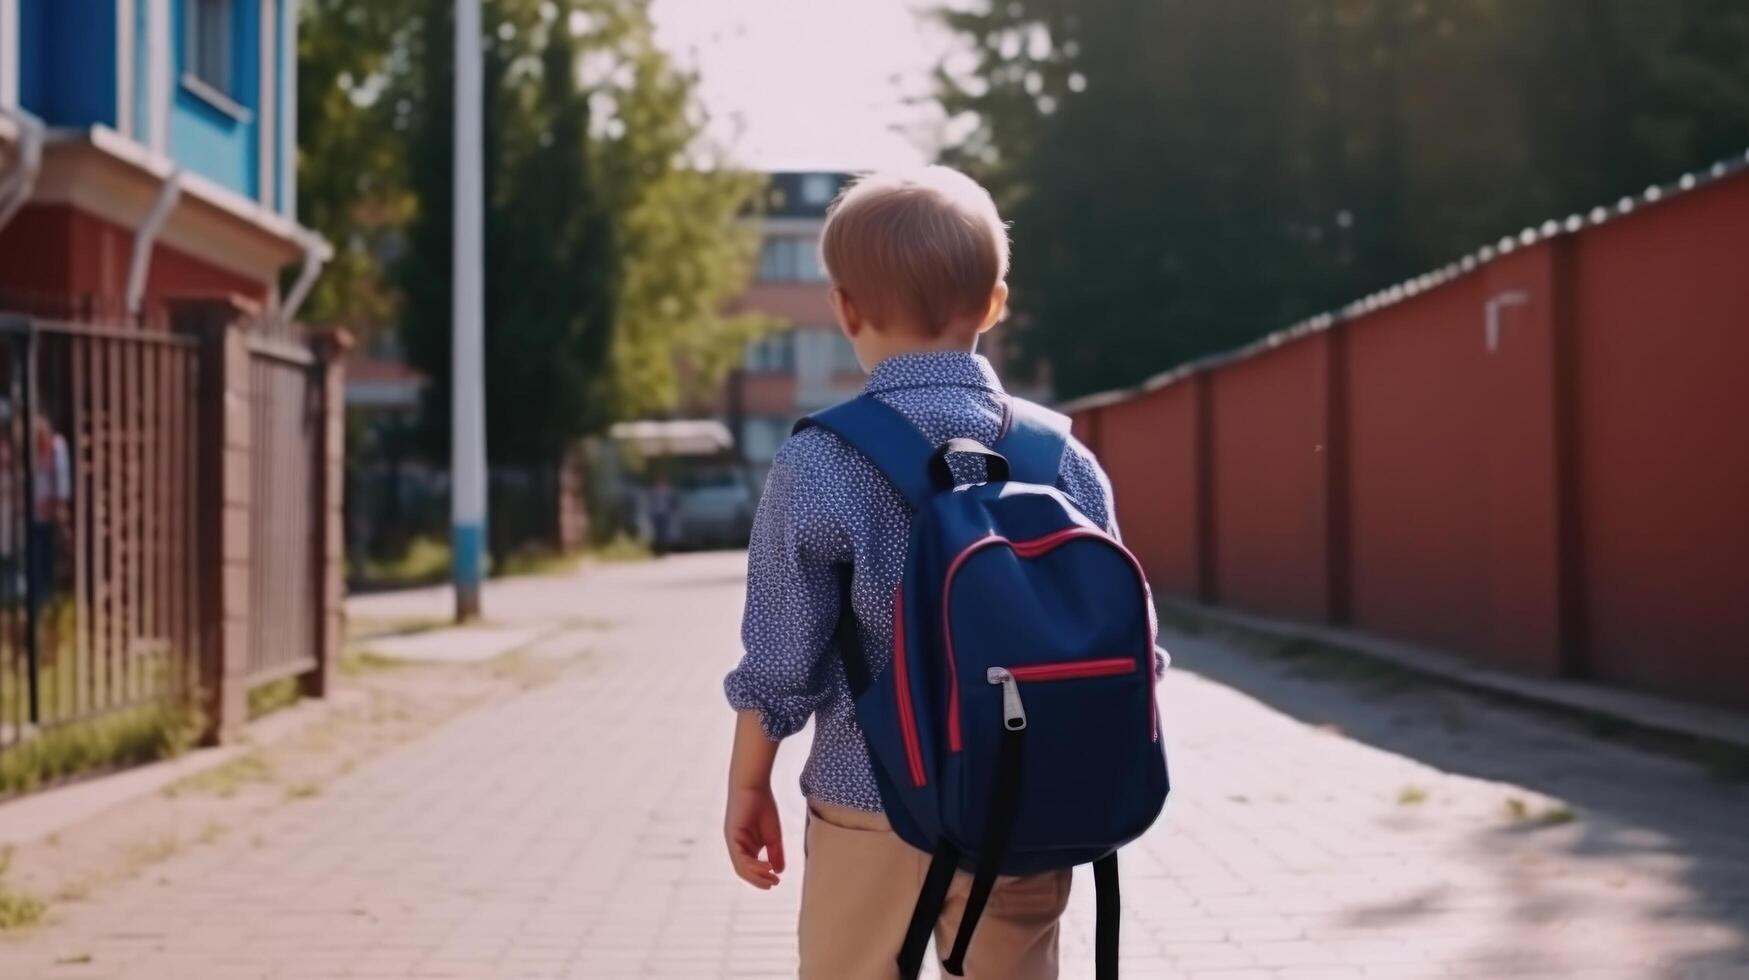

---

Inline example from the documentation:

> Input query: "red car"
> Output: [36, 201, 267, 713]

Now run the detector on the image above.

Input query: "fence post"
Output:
[305, 328, 352, 699]
[171, 295, 254, 744]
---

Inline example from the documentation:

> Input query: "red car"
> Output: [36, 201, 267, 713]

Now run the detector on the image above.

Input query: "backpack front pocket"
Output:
[956, 657, 1165, 852]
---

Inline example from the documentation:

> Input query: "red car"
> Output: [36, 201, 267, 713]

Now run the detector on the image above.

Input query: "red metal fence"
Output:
[1067, 161, 1749, 709]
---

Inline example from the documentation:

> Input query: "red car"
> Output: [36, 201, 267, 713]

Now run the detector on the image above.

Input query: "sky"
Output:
[645, 0, 957, 173]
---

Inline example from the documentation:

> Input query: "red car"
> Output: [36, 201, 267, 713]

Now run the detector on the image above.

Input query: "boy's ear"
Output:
[975, 282, 1010, 335]
[830, 287, 864, 339]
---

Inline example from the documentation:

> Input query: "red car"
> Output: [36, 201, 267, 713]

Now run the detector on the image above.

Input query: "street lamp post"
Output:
[452, 0, 486, 620]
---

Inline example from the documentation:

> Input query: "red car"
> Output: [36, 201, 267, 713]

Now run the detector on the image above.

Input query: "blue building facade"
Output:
[16, 0, 290, 212]
[0, 0, 317, 318]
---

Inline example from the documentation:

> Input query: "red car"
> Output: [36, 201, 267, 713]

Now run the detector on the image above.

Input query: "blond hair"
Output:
[819, 166, 1009, 335]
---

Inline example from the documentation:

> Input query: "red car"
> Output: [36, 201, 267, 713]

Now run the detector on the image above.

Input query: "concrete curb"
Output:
[1159, 598, 1749, 754]
[0, 688, 365, 848]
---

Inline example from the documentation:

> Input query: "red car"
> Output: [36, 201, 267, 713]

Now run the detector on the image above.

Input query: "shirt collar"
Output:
[862, 351, 1004, 395]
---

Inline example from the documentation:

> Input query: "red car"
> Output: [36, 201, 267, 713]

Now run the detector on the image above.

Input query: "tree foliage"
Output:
[934, 0, 1749, 397]
[298, 0, 766, 466]
[295, 0, 419, 333]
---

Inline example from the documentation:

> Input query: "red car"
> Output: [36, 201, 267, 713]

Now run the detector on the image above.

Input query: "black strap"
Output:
[928, 438, 1011, 490]
[1094, 852, 1120, 980]
[898, 840, 961, 980]
[831, 564, 868, 698]
[940, 724, 1025, 976]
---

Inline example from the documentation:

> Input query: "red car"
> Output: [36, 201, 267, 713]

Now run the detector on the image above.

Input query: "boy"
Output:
[723, 167, 1123, 979]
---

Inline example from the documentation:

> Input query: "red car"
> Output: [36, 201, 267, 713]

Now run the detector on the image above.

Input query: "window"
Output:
[744, 331, 795, 375]
[757, 235, 826, 283]
[187, 0, 234, 95]
[801, 174, 836, 205]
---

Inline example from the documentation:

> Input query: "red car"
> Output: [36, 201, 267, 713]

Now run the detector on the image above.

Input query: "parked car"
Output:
[608, 420, 756, 551]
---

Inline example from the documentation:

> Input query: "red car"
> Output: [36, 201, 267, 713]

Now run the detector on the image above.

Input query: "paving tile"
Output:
[0, 553, 1742, 979]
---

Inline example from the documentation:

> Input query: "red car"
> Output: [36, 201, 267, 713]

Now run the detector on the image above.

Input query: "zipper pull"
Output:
[986, 667, 1027, 731]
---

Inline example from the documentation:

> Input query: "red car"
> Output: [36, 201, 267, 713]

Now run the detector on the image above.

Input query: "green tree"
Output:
[294, 0, 420, 334]
[394, 0, 765, 465]
[934, 0, 1749, 398]
[298, 0, 767, 460]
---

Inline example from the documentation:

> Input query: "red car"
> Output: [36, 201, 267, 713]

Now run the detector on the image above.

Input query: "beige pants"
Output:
[798, 799, 1071, 980]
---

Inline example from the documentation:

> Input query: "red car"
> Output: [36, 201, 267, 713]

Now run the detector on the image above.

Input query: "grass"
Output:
[1504, 796, 1580, 827]
[1, 632, 204, 796]
[283, 781, 322, 800]
[586, 533, 652, 564]
[246, 677, 302, 720]
[1397, 785, 1429, 806]
[340, 649, 412, 677]
[359, 533, 641, 589]
[359, 535, 454, 588]
[0, 887, 46, 930]
[167, 752, 275, 799]
[123, 836, 179, 868]
[0, 701, 204, 798]
[0, 640, 183, 727]
[498, 545, 585, 578]
[0, 849, 47, 931]
[346, 615, 448, 644]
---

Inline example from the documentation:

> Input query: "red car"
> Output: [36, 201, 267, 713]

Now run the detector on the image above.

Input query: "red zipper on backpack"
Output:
[938, 527, 1155, 752]
[1008, 657, 1137, 683]
[892, 585, 927, 787]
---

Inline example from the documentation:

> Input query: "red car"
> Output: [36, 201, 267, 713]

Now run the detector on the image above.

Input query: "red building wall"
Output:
[0, 204, 268, 319]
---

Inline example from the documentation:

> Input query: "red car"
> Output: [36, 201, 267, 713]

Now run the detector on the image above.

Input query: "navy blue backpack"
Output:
[795, 394, 1170, 979]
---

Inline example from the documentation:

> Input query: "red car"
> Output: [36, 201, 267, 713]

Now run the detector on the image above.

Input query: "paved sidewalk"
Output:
[1, 552, 1746, 979]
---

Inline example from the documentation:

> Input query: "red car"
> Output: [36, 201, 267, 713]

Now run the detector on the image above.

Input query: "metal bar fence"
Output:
[244, 335, 320, 684]
[0, 316, 202, 762]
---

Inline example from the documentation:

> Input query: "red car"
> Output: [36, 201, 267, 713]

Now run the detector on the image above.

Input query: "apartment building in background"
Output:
[723, 171, 1048, 475]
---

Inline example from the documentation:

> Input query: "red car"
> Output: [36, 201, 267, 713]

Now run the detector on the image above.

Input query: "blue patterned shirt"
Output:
[724, 351, 1127, 812]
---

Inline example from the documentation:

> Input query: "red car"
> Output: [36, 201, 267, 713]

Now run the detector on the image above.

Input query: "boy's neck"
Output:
[860, 324, 981, 369]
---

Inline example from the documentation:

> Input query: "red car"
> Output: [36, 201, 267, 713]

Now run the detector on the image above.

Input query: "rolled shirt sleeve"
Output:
[724, 432, 851, 741]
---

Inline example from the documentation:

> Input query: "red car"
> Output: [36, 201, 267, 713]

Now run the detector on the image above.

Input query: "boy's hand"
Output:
[724, 784, 785, 889]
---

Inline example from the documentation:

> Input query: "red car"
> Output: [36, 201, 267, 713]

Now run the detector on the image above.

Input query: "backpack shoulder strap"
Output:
[793, 395, 935, 510]
[996, 397, 1072, 486]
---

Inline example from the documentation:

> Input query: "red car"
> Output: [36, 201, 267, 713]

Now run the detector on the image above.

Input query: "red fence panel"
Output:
[1066, 163, 1749, 708]
[1208, 336, 1332, 621]
[1573, 177, 1749, 705]
[1344, 274, 1495, 656]
[1095, 385, 1201, 597]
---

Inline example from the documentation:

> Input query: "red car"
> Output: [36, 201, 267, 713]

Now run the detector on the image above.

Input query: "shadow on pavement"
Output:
[1167, 623, 1749, 976]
